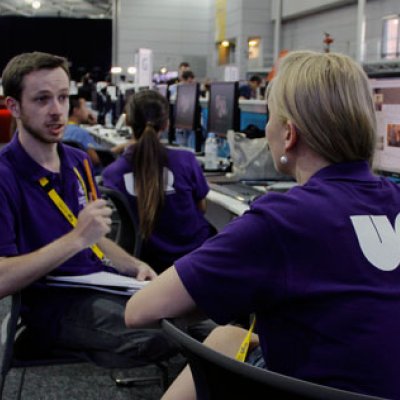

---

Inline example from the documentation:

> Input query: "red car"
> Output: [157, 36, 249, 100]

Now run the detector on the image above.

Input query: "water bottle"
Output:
[105, 111, 113, 128]
[204, 132, 219, 170]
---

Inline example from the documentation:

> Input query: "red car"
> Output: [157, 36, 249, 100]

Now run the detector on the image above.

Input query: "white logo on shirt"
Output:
[350, 214, 400, 271]
[123, 168, 175, 196]
[77, 178, 87, 208]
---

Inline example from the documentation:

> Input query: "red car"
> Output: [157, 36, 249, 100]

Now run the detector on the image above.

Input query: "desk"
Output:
[205, 190, 248, 231]
[85, 125, 129, 148]
[205, 180, 297, 231]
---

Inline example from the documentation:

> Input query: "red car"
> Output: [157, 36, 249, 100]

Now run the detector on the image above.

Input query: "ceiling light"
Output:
[111, 66, 122, 74]
[127, 67, 137, 75]
[221, 40, 230, 48]
[32, 0, 41, 9]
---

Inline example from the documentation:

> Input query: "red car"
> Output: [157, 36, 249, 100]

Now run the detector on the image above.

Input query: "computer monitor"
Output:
[208, 81, 240, 136]
[175, 83, 200, 130]
[370, 78, 400, 176]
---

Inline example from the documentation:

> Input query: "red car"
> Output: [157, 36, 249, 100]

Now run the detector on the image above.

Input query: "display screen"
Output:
[208, 82, 240, 136]
[175, 83, 199, 130]
[370, 78, 400, 176]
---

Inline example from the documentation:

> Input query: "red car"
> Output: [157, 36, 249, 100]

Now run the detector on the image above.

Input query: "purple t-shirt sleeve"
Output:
[175, 202, 286, 324]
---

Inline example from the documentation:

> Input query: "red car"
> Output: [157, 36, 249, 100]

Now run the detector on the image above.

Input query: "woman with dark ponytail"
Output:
[103, 90, 215, 273]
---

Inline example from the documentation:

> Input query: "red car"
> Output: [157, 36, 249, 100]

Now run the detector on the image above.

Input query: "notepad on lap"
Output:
[46, 271, 150, 296]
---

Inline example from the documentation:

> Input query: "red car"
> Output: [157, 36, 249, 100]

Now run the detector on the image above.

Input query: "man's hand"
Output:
[74, 199, 112, 248]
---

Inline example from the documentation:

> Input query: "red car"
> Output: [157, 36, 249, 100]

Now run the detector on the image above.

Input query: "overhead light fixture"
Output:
[160, 67, 168, 74]
[221, 40, 230, 48]
[32, 0, 41, 9]
[127, 66, 137, 75]
[111, 66, 122, 74]
[248, 40, 258, 47]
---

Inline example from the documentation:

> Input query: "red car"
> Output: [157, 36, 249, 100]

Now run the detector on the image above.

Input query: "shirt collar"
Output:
[8, 132, 78, 182]
[307, 161, 378, 185]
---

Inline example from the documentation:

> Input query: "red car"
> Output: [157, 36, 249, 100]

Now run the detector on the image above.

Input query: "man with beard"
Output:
[0, 51, 178, 369]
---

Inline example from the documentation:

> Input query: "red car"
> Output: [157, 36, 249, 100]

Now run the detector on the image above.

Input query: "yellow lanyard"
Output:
[235, 316, 256, 362]
[38, 170, 104, 261]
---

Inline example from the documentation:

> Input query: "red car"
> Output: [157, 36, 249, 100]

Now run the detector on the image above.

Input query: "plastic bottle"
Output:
[204, 132, 219, 170]
[105, 111, 113, 128]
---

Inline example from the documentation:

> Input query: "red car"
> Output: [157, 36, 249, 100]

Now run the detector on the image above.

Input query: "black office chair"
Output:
[98, 186, 142, 257]
[161, 319, 387, 400]
[62, 139, 86, 151]
[95, 148, 117, 168]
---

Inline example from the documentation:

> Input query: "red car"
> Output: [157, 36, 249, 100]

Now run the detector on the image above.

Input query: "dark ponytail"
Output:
[126, 90, 169, 239]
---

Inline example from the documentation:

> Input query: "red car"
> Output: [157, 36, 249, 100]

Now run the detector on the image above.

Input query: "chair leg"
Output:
[112, 362, 169, 389]
[0, 374, 6, 399]
[16, 368, 26, 400]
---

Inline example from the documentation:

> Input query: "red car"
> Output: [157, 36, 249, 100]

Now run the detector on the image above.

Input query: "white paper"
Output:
[46, 271, 150, 290]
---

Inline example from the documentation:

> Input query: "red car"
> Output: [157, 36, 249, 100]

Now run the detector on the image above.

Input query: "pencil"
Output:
[83, 158, 97, 200]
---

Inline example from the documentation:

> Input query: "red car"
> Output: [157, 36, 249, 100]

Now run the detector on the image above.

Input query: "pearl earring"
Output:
[280, 155, 288, 165]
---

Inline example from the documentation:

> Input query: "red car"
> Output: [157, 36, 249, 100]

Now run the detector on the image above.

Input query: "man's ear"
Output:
[284, 121, 299, 152]
[5, 97, 20, 118]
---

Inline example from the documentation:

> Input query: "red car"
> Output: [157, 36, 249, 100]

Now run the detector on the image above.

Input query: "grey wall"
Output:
[117, 0, 211, 79]
[279, 0, 400, 63]
[206, 0, 274, 80]
[115, 0, 400, 83]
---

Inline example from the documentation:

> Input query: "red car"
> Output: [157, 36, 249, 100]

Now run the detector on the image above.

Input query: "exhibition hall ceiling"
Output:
[0, 0, 112, 19]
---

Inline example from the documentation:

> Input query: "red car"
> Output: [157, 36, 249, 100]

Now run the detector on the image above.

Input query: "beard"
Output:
[19, 115, 64, 144]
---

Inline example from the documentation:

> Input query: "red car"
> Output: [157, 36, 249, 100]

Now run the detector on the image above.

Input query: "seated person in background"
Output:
[125, 51, 400, 400]
[64, 95, 101, 168]
[102, 90, 216, 274]
[0, 51, 178, 368]
[239, 75, 261, 99]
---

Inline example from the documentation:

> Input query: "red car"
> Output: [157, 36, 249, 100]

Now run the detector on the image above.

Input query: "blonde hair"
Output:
[267, 51, 377, 164]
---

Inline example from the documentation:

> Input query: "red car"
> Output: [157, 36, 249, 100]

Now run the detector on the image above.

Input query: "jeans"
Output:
[21, 286, 214, 369]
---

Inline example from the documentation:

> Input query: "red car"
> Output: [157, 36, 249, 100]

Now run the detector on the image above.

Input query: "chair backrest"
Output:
[95, 148, 117, 168]
[161, 319, 387, 400]
[98, 186, 142, 257]
[62, 139, 86, 151]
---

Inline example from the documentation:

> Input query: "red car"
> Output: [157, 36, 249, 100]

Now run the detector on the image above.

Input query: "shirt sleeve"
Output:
[174, 203, 287, 324]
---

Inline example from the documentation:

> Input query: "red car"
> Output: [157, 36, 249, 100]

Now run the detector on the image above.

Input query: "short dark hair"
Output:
[181, 70, 195, 81]
[2, 52, 70, 101]
[179, 62, 190, 69]
[249, 75, 262, 84]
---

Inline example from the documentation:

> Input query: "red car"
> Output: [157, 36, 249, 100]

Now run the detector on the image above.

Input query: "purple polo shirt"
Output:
[102, 146, 213, 272]
[0, 133, 105, 276]
[175, 161, 400, 399]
